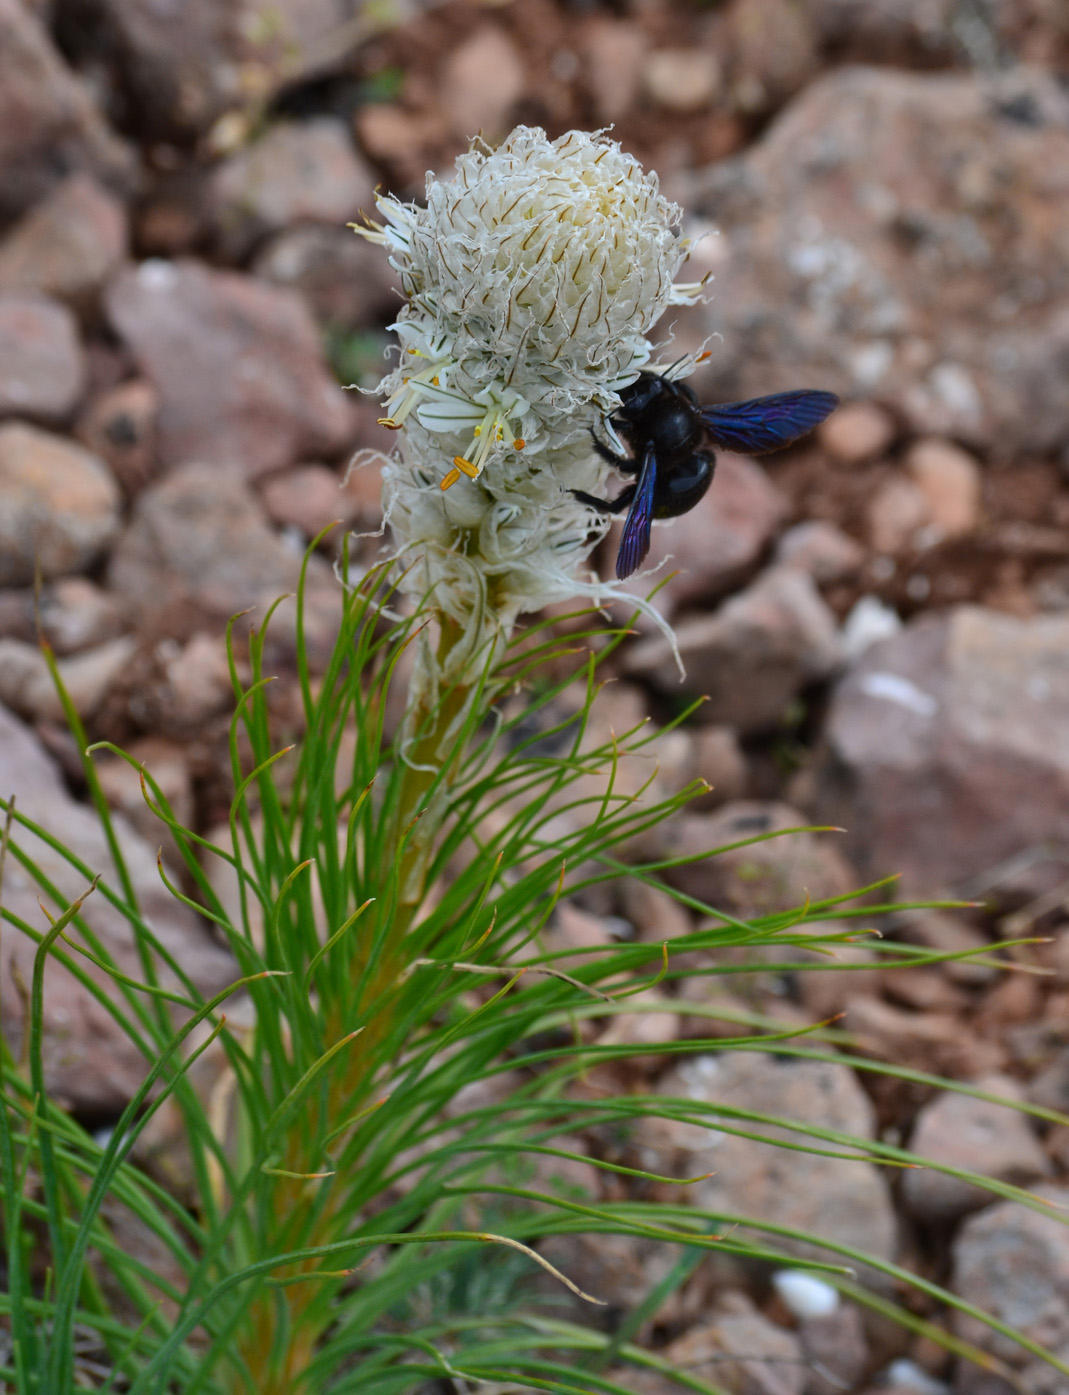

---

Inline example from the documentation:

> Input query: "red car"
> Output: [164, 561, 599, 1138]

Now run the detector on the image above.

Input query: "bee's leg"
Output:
[588, 426, 631, 471]
[572, 484, 636, 516]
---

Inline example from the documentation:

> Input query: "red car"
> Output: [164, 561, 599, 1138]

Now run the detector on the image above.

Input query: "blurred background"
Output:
[3, 4, 1069, 1387]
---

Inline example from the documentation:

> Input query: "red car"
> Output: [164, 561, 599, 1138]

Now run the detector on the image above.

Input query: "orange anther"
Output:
[513, 438, 526, 450]
[452, 456, 479, 478]
[441, 467, 461, 490]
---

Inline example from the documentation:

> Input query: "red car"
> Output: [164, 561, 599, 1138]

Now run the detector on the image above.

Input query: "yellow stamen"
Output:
[378, 417, 403, 430]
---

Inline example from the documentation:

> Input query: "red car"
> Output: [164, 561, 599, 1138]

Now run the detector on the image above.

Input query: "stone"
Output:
[806, 606, 1069, 895]
[725, 0, 820, 114]
[0, 634, 136, 723]
[619, 453, 789, 616]
[636, 1052, 898, 1272]
[56, 0, 353, 141]
[0, 422, 121, 586]
[252, 225, 400, 328]
[206, 118, 375, 261]
[689, 66, 1069, 456]
[105, 259, 352, 477]
[691, 725, 749, 808]
[0, 174, 128, 315]
[774, 520, 865, 584]
[866, 475, 932, 554]
[796, 1302, 871, 1395]
[580, 19, 646, 125]
[642, 50, 722, 113]
[0, 294, 87, 423]
[258, 463, 360, 541]
[438, 26, 524, 142]
[818, 400, 897, 464]
[952, 1183, 1069, 1369]
[901, 1075, 1052, 1222]
[92, 737, 195, 866]
[664, 1292, 805, 1395]
[130, 633, 235, 737]
[840, 594, 903, 660]
[107, 462, 306, 639]
[75, 379, 160, 495]
[846, 996, 1004, 1079]
[37, 577, 127, 655]
[660, 800, 857, 921]
[0, 701, 235, 1112]
[904, 438, 982, 539]
[0, 0, 133, 223]
[624, 566, 841, 734]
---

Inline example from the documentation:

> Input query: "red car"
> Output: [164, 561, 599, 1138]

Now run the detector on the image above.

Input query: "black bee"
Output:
[574, 371, 839, 579]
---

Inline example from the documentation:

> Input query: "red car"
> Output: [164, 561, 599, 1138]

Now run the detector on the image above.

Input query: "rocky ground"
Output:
[2, 1, 1069, 1392]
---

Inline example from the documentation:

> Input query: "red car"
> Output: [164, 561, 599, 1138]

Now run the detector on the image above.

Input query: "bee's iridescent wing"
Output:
[616, 442, 658, 580]
[701, 390, 839, 455]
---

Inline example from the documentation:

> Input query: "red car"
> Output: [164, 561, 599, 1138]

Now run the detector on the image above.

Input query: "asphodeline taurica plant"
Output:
[355, 126, 707, 677]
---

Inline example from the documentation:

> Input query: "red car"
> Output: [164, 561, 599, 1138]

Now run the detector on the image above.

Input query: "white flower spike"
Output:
[354, 125, 707, 659]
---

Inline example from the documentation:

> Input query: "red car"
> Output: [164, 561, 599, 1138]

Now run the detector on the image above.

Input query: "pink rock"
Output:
[807, 606, 1069, 895]
[902, 1074, 1052, 1222]
[0, 422, 121, 585]
[866, 475, 931, 553]
[252, 225, 401, 328]
[624, 565, 841, 733]
[774, 519, 865, 583]
[905, 437, 982, 539]
[642, 49, 722, 113]
[259, 463, 358, 540]
[691, 66, 1069, 455]
[106, 259, 352, 477]
[58, 0, 354, 141]
[207, 118, 376, 260]
[75, 378, 160, 496]
[0, 294, 87, 423]
[0, 0, 133, 222]
[0, 173, 128, 314]
[818, 400, 897, 464]
[438, 26, 524, 142]
[638, 1052, 898, 1272]
[659, 799, 856, 917]
[0, 700, 234, 1112]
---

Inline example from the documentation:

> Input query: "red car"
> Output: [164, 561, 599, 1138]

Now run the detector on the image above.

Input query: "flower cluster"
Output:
[355, 126, 706, 651]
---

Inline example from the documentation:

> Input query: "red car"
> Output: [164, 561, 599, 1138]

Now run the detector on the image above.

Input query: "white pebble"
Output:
[841, 594, 902, 660]
[771, 1269, 840, 1319]
[883, 1358, 950, 1394]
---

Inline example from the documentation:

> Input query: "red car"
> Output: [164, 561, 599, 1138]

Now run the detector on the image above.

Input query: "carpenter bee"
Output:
[574, 371, 839, 579]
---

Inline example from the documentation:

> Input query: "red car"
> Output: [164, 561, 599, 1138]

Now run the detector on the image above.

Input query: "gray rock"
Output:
[660, 800, 857, 919]
[952, 1183, 1069, 1370]
[637, 1052, 898, 1274]
[902, 1075, 1052, 1222]
[107, 461, 341, 666]
[665, 1291, 805, 1395]
[625, 565, 841, 734]
[60, 0, 353, 141]
[0, 701, 235, 1112]
[106, 259, 352, 477]
[806, 606, 1069, 895]
[0, 422, 121, 586]
[0, 295, 87, 423]
[689, 66, 1069, 456]
[774, 520, 865, 584]
[107, 462, 306, 637]
[0, 634, 136, 722]
[206, 117, 375, 260]
[0, 173, 128, 315]
[252, 224, 400, 328]
[0, 0, 133, 222]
